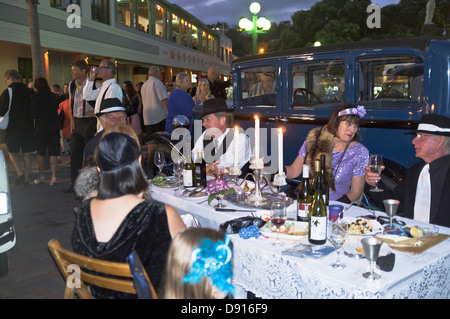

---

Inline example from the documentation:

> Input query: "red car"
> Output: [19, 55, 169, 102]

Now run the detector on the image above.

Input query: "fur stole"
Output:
[305, 126, 336, 191]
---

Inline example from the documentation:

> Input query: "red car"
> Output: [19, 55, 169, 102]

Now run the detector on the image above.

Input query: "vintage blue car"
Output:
[231, 38, 450, 191]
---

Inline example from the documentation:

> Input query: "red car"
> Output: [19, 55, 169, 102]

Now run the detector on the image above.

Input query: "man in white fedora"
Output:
[365, 114, 450, 227]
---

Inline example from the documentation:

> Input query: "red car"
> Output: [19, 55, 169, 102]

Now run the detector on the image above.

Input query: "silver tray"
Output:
[223, 192, 294, 210]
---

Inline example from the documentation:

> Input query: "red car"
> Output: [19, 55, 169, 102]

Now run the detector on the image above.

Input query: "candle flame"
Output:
[234, 125, 239, 131]
[254, 115, 259, 120]
[278, 128, 283, 134]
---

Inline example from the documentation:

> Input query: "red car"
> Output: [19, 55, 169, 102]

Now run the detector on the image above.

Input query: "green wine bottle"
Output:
[183, 154, 195, 187]
[297, 164, 312, 222]
[308, 174, 327, 245]
[320, 154, 330, 206]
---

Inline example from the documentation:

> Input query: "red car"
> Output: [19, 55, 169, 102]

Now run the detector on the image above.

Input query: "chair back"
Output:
[48, 239, 158, 299]
[127, 250, 158, 299]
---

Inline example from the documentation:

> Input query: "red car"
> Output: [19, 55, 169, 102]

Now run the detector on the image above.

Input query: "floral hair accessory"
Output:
[337, 105, 366, 118]
[181, 235, 234, 296]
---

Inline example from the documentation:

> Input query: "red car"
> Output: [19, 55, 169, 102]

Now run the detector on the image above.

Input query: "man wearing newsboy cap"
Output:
[191, 98, 251, 176]
[365, 114, 450, 227]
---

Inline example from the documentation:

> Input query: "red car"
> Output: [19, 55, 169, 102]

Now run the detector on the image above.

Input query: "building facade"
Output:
[0, 0, 232, 92]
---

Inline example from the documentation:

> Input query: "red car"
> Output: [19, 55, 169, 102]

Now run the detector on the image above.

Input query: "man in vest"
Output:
[191, 98, 251, 176]
[66, 60, 99, 192]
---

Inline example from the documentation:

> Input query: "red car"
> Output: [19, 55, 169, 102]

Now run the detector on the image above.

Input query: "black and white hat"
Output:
[95, 98, 126, 117]
[407, 114, 450, 137]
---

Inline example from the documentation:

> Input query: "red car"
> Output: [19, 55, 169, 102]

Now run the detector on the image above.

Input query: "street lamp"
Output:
[239, 2, 271, 55]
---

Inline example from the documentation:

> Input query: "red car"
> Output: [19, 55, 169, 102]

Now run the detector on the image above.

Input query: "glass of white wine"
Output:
[369, 154, 384, 192]
[173, 157, 185, 190]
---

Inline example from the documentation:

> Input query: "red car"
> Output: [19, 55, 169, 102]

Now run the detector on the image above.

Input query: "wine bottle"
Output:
[183, 154, 195, 187]
[194, 149, 206, 187]
[297, 164, 312, 222]
[308, 174, 327, 245]
[320, 155, 330, 206]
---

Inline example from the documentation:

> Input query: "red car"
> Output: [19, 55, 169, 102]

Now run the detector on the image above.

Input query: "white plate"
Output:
[343, 240, 391, 259]
[174, 189, 208, 200]
[150, 176, 180, 188]
[260, 220, 308, 239]
[340, 217, 383, 237]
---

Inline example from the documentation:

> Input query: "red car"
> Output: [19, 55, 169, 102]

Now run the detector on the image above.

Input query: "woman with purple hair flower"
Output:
[284, 103, 369, 203]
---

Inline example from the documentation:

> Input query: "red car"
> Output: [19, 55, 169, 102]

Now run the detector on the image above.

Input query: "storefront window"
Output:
[91, 0, 109, 24]
[155, 4, 166, 38]
[190, 25, 198, 49]
[201, 31, 207, 53]
[172, 14, 181, 44]
[117, 0, 132, 27]
[137, 0, 149, 33]
[50, 0, 80, 11]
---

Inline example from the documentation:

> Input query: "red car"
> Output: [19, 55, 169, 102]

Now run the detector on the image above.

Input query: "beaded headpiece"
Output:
[338, 105, 366, 118]
[181, 235, 234, 296]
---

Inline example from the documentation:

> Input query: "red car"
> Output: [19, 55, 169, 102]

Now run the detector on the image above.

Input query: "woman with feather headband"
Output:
[284, 103, 369, 204]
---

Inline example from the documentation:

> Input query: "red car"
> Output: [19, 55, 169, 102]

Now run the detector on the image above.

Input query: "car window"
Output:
[358, 55, 423, 109]
[239, 66, 277, 108]
[290, 60, 345, 109]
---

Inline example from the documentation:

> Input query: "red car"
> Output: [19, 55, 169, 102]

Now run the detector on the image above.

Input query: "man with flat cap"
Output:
[365, 114, 450, 227]
[83, 97, 126, 166]
[191, 98, 251, 175]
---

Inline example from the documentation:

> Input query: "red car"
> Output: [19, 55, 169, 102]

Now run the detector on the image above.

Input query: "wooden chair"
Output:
[48, 239, 158, 299]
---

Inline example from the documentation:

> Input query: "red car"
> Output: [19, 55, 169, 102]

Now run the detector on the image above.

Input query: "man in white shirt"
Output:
[192, 98, 251, 176]
[140, 66, 169, 161]
[65, 60, 99, 191]
[83, 59, 123, 116]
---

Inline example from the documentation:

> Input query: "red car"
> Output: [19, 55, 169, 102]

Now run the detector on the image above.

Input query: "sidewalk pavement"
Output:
[0, 150, 80, 299]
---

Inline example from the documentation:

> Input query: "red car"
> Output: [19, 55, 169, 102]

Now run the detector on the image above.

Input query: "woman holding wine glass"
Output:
[284, 103, 370, 204]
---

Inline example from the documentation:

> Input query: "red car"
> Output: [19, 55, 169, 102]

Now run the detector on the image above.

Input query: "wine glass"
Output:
[213, 167, 226, 208]
[154, 150, 165, 176]
[173, 157, 185, 190]
[270, 201, 287, 246]
[361, 237, 383, 280]
[327, 222, 347, 269]
[369, 154, 384, 192]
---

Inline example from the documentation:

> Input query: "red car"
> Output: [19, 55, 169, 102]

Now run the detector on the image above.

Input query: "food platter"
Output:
[341, 217, 383, 237]
[150, 176, 180, 188]
[260, 220, 308, 240]
[224, 192, 293, 210]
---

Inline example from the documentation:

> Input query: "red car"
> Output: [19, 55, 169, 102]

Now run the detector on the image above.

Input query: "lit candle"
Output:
[234, 126, 239, 167]
[254, 115, 260, 159]
[278, 128, 283, 174]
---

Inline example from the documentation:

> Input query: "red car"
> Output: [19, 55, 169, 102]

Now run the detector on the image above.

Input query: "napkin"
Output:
[238, 225, 261, 239]
[376, 253, 395, 272]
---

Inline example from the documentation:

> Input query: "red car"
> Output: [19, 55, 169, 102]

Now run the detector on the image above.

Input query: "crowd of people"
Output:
[0, 61, 449, 299]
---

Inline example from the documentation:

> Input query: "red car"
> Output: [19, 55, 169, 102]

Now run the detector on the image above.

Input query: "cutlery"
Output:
[189, 187, 205, 197]
[215, 208, 257, 213]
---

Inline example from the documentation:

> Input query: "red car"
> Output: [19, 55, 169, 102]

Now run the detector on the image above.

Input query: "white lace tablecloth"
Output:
[150, 185, 450, 299]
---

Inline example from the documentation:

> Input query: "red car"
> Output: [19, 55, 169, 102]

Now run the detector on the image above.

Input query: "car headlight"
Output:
[0, 192, 10, 215]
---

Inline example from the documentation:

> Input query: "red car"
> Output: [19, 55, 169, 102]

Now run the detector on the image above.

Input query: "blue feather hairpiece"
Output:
[181, 234, 234, 296]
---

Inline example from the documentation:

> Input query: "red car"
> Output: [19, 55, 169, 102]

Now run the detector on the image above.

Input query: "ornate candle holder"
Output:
[237, 157, 282, 206]
[273, 173, 287, 187]
[229, 166, 242, 184]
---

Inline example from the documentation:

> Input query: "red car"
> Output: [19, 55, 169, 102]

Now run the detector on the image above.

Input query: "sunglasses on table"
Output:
[360, 214, 406, 226]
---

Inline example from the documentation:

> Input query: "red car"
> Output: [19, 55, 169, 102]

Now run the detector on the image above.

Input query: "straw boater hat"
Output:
[95, 98, 126, 117]
[407, 114, 450, 137]
[200, 98, 233, 119]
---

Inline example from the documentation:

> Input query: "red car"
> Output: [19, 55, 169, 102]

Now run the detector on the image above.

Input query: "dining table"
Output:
[149, 179, 450, 299]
